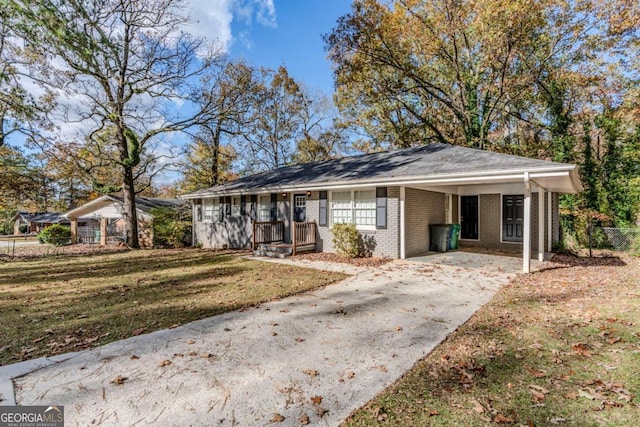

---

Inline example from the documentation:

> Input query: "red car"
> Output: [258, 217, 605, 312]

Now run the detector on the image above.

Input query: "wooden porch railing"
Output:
[292, 221, 317, 255]
[252, 221, 284, 249]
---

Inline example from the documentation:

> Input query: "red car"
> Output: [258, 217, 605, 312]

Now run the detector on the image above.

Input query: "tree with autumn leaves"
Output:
[325, 0, 640, 232]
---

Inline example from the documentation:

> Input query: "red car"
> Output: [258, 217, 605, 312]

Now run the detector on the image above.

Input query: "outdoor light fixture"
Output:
[282, 193, 288, 198]
[306, 191, 312, 197]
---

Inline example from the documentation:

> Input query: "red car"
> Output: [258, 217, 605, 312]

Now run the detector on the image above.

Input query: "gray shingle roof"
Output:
[108, 196, 187, 213]
[184, 143, 575, 197]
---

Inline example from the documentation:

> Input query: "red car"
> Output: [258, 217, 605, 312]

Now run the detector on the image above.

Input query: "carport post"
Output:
[538, 186, 545, 262]
[400, 186, 406, 259]
[547, 192, 553, 252]
[523, 173, 531, 274]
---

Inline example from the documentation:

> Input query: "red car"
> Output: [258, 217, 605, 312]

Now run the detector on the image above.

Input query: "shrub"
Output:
[19, 224, 28, 234]
[331, 223, 360, 258]
[150, 206, 192, 248]
[38, 224, 71, 246]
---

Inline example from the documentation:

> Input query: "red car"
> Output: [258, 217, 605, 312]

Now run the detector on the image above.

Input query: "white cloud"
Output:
[186, 0, 276, 52]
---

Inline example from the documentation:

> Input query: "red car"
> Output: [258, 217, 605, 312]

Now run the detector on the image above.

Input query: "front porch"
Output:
[252, 220, 317, 257]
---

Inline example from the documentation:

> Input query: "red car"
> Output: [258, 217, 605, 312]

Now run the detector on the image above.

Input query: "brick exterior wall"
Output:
[405, 188, 445, 257]
[307, 187, 400, 259]
[460, 193, 558, 255]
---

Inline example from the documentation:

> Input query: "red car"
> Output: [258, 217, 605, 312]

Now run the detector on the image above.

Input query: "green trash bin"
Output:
[449, 224, 461, 250]
[429, 224, 451, 252]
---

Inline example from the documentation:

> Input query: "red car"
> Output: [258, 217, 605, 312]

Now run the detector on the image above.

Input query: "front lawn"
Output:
[0, 249, 347, 366]
[345, 253, 640, 426]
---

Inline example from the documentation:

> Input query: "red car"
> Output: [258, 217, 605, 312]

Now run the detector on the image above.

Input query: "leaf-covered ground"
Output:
[344, 253, 640, 426]
[0, 249, 347, 366]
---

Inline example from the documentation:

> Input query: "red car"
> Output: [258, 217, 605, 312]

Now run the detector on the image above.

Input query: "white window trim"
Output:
[232, 196, 241, 217]
[458, 194, 480, 241]
[258, 195, 271, 222]
[202, 198, 220, 223]
[329, 189, 376, 231]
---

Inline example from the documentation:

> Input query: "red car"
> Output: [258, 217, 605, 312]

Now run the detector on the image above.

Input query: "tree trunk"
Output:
[122, 166, 140, 248]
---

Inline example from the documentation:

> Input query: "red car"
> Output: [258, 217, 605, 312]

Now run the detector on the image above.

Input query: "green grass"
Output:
[0, 248, 348, 366]
[344, 254, 640, 426]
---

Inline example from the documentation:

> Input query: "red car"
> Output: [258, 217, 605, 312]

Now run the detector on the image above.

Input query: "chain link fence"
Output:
[597, 227, 640, 252]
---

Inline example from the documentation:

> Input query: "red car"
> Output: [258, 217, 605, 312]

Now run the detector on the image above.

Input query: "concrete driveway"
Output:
[4, 257, 512, 426]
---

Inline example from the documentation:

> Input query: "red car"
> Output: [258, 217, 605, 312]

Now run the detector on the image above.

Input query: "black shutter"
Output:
[376, 187, 387, 229]
[240, 195, 246, 215]
[319, 191, 328, 227]
[270, 193, 278, 221]
[250, 195, 257, 220]
[219, 196, 225, 221]
[225, 196, 231, 217]
[196, 200, 202, 222]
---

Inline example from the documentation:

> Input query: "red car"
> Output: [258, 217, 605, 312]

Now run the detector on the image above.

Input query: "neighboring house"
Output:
[181, 143, 582, 273]
[11, 212, 70, 235]
[64, 195, 187, 247]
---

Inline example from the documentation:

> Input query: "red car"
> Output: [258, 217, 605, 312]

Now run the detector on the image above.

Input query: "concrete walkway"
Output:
[4, 258, 512, 426]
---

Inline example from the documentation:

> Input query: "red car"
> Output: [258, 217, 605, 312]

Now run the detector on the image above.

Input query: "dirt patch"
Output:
[294, 251, 392, 268]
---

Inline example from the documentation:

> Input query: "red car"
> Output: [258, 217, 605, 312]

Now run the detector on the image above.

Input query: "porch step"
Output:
[253, 243, 292, 258]
[253, 249, 290, 259]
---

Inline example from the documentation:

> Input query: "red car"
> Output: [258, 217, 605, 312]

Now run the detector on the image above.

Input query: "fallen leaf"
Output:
[550, 418, 567, 424]
[310, 395, 323, 405]
[531, 390, 546, 401]
[493, 414, 514, 423]
[133, 328, 145, 336]
[271, 413, 285, 423]
[295, 337, 305, 342]
[187, 339, 196, 345]
[110, 375, 127, 385]
[429, 410, 440, 416]
[578, 389, 596, 400]
[299, 413, 310, 425]
[395, 326, 403, 331]
[315, 406, 328, 418]
[472, 399, 485, 414]
[130, 355, 139, 360]
[158, 359, 172, 367]
[529, 384, 550, 394]
[303, 369, 319, 377]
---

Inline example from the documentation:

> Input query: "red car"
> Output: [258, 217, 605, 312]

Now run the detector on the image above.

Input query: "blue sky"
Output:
[190, 0, 353, 94]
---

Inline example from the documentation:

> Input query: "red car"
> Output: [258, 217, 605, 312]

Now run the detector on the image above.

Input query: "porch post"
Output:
[538, 186, 545, 262]
[400, 186, 406, 259]
[70, 218, 78, 244]
[100, 217, 107, 246]
[547, 192, 553, 252]
[523, 173, 531, 273]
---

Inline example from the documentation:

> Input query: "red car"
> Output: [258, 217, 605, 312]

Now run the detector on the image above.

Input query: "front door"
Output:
[293, 194, 306, 222]
[460, 195, 478, 240]
[503, 195, 524, 242]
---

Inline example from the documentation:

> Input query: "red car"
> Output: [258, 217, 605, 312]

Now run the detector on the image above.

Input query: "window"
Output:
[331, 191, 352, 224]
[354, 190, 376, 226]
[330, 190, 376, 228]
[203, 198, 220, 222]
[294, 195, 306, 208]
[232, 196, 241, 217]
[258, 195, 271, 222]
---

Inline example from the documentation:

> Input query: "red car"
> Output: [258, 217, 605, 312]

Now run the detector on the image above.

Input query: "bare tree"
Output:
[8, 0, 223, 247]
